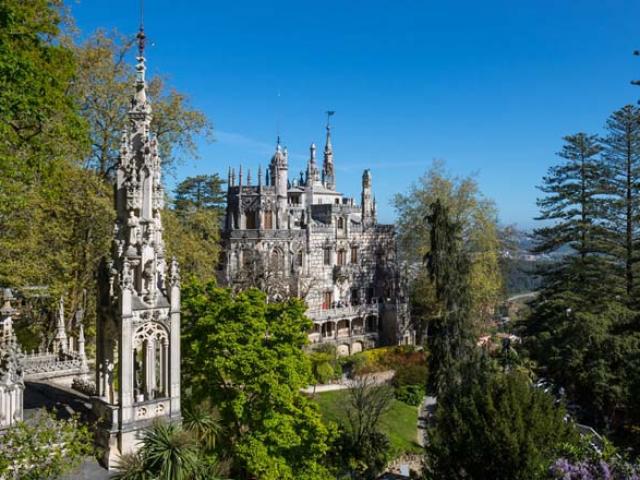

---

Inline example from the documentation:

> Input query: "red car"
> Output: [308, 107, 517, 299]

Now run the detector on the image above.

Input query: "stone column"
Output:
[145, 339, 155, 399]
[162, 339, 169, 397]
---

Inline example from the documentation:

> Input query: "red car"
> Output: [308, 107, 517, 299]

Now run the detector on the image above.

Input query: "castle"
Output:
[221, 122, 414, 354]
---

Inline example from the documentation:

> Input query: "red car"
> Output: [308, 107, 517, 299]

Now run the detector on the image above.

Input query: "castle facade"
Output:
[221, 124, 414, 354]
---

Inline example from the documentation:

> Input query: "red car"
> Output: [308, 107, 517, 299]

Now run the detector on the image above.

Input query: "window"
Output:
[296, 251, 304, 267]
[337, 250, 346, 266]
[366, 287, 374, 303]
[263, 211, 273, 229]
[324, 248, 331, 266]
[351, 289, 360, 305]
[351, 246, 358, 264]
[245, 211, 257, 229]
[322, 291, 332, 310]
[337, 217, 345, 229]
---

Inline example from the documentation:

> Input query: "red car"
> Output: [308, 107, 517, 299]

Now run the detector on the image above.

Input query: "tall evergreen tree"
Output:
[601, 105, 640, 302]
[425, 199, 475, 393]
[533, 133, 613, 301]
[174, 174, 226, 215]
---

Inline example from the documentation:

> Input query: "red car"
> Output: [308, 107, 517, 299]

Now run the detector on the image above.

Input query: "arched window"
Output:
[132, 322, 169, 402]
[337, 217, 345, 229]
[270, 248, 284, 274]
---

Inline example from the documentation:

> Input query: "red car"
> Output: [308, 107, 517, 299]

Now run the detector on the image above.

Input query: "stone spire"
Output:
[52, 296, 68, 354]
[323, 113, 336, 190]
[95, 20, 182, 467]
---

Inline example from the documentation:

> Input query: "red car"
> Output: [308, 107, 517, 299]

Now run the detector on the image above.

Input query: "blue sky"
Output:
[71, 1, 640, 228]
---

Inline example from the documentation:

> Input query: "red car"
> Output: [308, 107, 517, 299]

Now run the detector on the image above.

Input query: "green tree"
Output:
[70, 29, 213, 178]
[393, 160, 502, 327]
[174, 174, 226, 215]
[601, 105, 640, 302]
[0, 411, 93, 479]
[425, 199, 476, 393]
[181, 281, 334, 480]
[336, 376, 395, 479]
[426, 368, 578, 480]
[163, 209, 220, 284]
[533, 133, 613, 301]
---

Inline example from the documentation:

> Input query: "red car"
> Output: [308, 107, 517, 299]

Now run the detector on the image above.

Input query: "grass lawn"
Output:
[312, 389, 422, 455]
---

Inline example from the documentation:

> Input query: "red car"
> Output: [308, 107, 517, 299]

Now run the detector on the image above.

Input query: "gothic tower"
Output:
[94, 26, 181, 468]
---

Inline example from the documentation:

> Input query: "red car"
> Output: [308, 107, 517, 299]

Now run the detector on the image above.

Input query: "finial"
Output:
[239, 165, 243, 187]
[230, 168, 236, 187]
[310, 143, 316, 161]
[247, 168, 252, 186]
[276, 135, 282, 152]
[324, 111, 334, 153]
[137, 0, 146, 57]
[258, 165, 263, 186]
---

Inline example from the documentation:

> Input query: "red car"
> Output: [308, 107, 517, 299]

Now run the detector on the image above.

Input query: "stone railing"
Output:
[308, 302, 380, 323]
[23, 351, 88, 381]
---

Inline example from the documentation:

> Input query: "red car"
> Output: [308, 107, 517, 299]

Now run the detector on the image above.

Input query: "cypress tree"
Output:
[425, 199, 475, 393]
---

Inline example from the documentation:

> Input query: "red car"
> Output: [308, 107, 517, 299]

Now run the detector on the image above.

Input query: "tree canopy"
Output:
[181, 281, 334, 480]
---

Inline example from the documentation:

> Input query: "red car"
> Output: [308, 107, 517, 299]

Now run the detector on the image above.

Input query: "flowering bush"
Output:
[550, 458, 640, 479]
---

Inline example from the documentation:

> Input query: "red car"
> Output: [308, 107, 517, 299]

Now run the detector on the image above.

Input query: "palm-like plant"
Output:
[182, 401, 221, 452]
[112, 451, 154, 480]
[140, 421, 200, 480]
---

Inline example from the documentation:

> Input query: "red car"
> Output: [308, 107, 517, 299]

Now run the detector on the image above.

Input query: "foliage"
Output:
[0, 411, 92, 479]
[548, 434, 640, 479]
[601, 105, 640, 303]
[70, 29, 213, 178]
[533, 133, 614, 301]
[174, 174, 226, 216]
[394, 384, 425, 406]
[163, 207, 220, 284]
[335, 376, 395, 479]
[314, 390, 420, 455]
[181, 281, 334, 479]
[424, 199, 476, 393]
[113, 420, 221, 480]
[426, 368, 578, 480]
[393, 159, 503, 325]
[182, 400, 222, 452]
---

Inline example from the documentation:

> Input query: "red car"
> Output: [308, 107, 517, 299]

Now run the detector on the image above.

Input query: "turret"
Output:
[322, 112, 336, 190]
[307, 143, 320, 186]
[362, 169, 375, 227]
[269, 137, 289, 228]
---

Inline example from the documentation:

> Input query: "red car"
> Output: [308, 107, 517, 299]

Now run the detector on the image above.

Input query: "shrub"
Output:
[395, 384, 425, 406]
[0, 411, 92, 479]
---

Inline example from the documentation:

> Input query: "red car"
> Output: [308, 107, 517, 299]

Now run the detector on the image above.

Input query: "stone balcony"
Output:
[307, 302, 380, 323]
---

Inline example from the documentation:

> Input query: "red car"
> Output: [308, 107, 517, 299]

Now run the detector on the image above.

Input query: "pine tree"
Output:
[533, 133, 614, 302]
[601, 105, 640, 302]
[174, 174, 226, 215]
